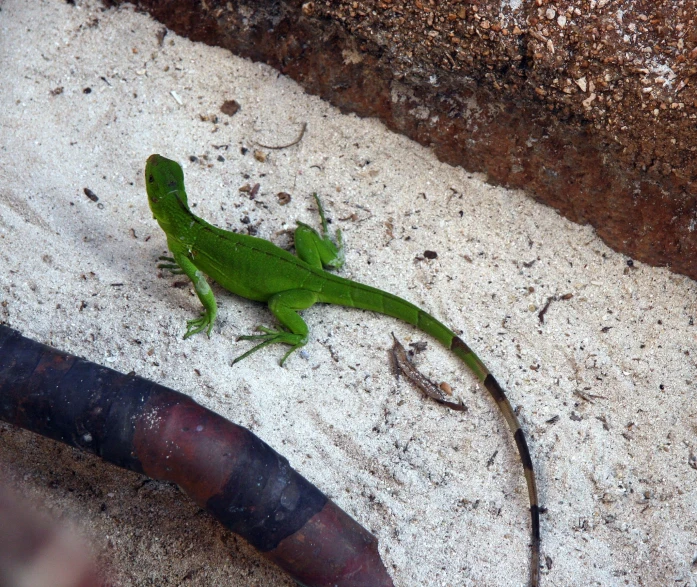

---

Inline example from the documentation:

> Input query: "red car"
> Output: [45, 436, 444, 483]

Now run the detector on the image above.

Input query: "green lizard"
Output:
[144, 154, 541, 586]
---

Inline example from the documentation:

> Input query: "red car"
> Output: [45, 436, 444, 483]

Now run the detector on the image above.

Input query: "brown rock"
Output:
[112, 0, 697, 279]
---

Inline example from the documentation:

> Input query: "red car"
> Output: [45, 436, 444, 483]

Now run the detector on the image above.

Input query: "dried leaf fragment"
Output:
[391, 334, 466, 411]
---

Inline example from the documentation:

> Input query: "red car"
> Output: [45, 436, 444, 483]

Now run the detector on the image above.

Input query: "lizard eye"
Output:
[148, 175, 155, 183]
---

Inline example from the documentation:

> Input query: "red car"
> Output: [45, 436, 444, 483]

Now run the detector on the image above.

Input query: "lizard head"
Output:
[145, 154, 190, 228]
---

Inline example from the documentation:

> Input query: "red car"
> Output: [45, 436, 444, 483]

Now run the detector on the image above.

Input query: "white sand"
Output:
[1, 1, 696, 585]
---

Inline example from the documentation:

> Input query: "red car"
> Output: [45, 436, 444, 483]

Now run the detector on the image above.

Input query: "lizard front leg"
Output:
[168, 250, 218, 338]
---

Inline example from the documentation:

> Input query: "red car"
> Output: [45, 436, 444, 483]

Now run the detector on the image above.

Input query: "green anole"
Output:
[145, 154, 541, 586]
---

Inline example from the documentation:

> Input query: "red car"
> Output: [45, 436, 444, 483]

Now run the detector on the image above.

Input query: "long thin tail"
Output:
[322, 278, 540, 585]
[420, 310, 540, 587]
[449, 333, 540, 587]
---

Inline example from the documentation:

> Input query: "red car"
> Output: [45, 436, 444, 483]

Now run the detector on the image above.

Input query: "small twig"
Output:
[538, 292, 573, 324]
[255, 122, 307, 150]
[538, 297, 553, 324]
[486, 450, 499, 468]
[573, 389, 608, 404]
[390, 334, 466, 411]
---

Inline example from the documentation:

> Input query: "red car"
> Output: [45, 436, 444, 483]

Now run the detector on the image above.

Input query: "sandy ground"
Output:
[1, 1, 696, 586]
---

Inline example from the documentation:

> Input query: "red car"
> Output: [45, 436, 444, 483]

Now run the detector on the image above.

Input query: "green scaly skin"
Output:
[145, 154, 541, 586]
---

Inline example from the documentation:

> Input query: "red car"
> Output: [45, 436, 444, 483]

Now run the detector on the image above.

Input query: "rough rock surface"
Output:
[109, 0, 697, 280]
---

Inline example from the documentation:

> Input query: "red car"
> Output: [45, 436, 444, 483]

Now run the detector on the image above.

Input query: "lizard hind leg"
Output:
[232, 289, 319, 366]
[293, 194, 344, 270]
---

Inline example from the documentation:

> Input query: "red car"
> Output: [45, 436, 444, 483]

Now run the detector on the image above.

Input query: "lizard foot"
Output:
[183, 314, 214, 339]
[232, 326, 306, 366]
[157, 255, 184, 275]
